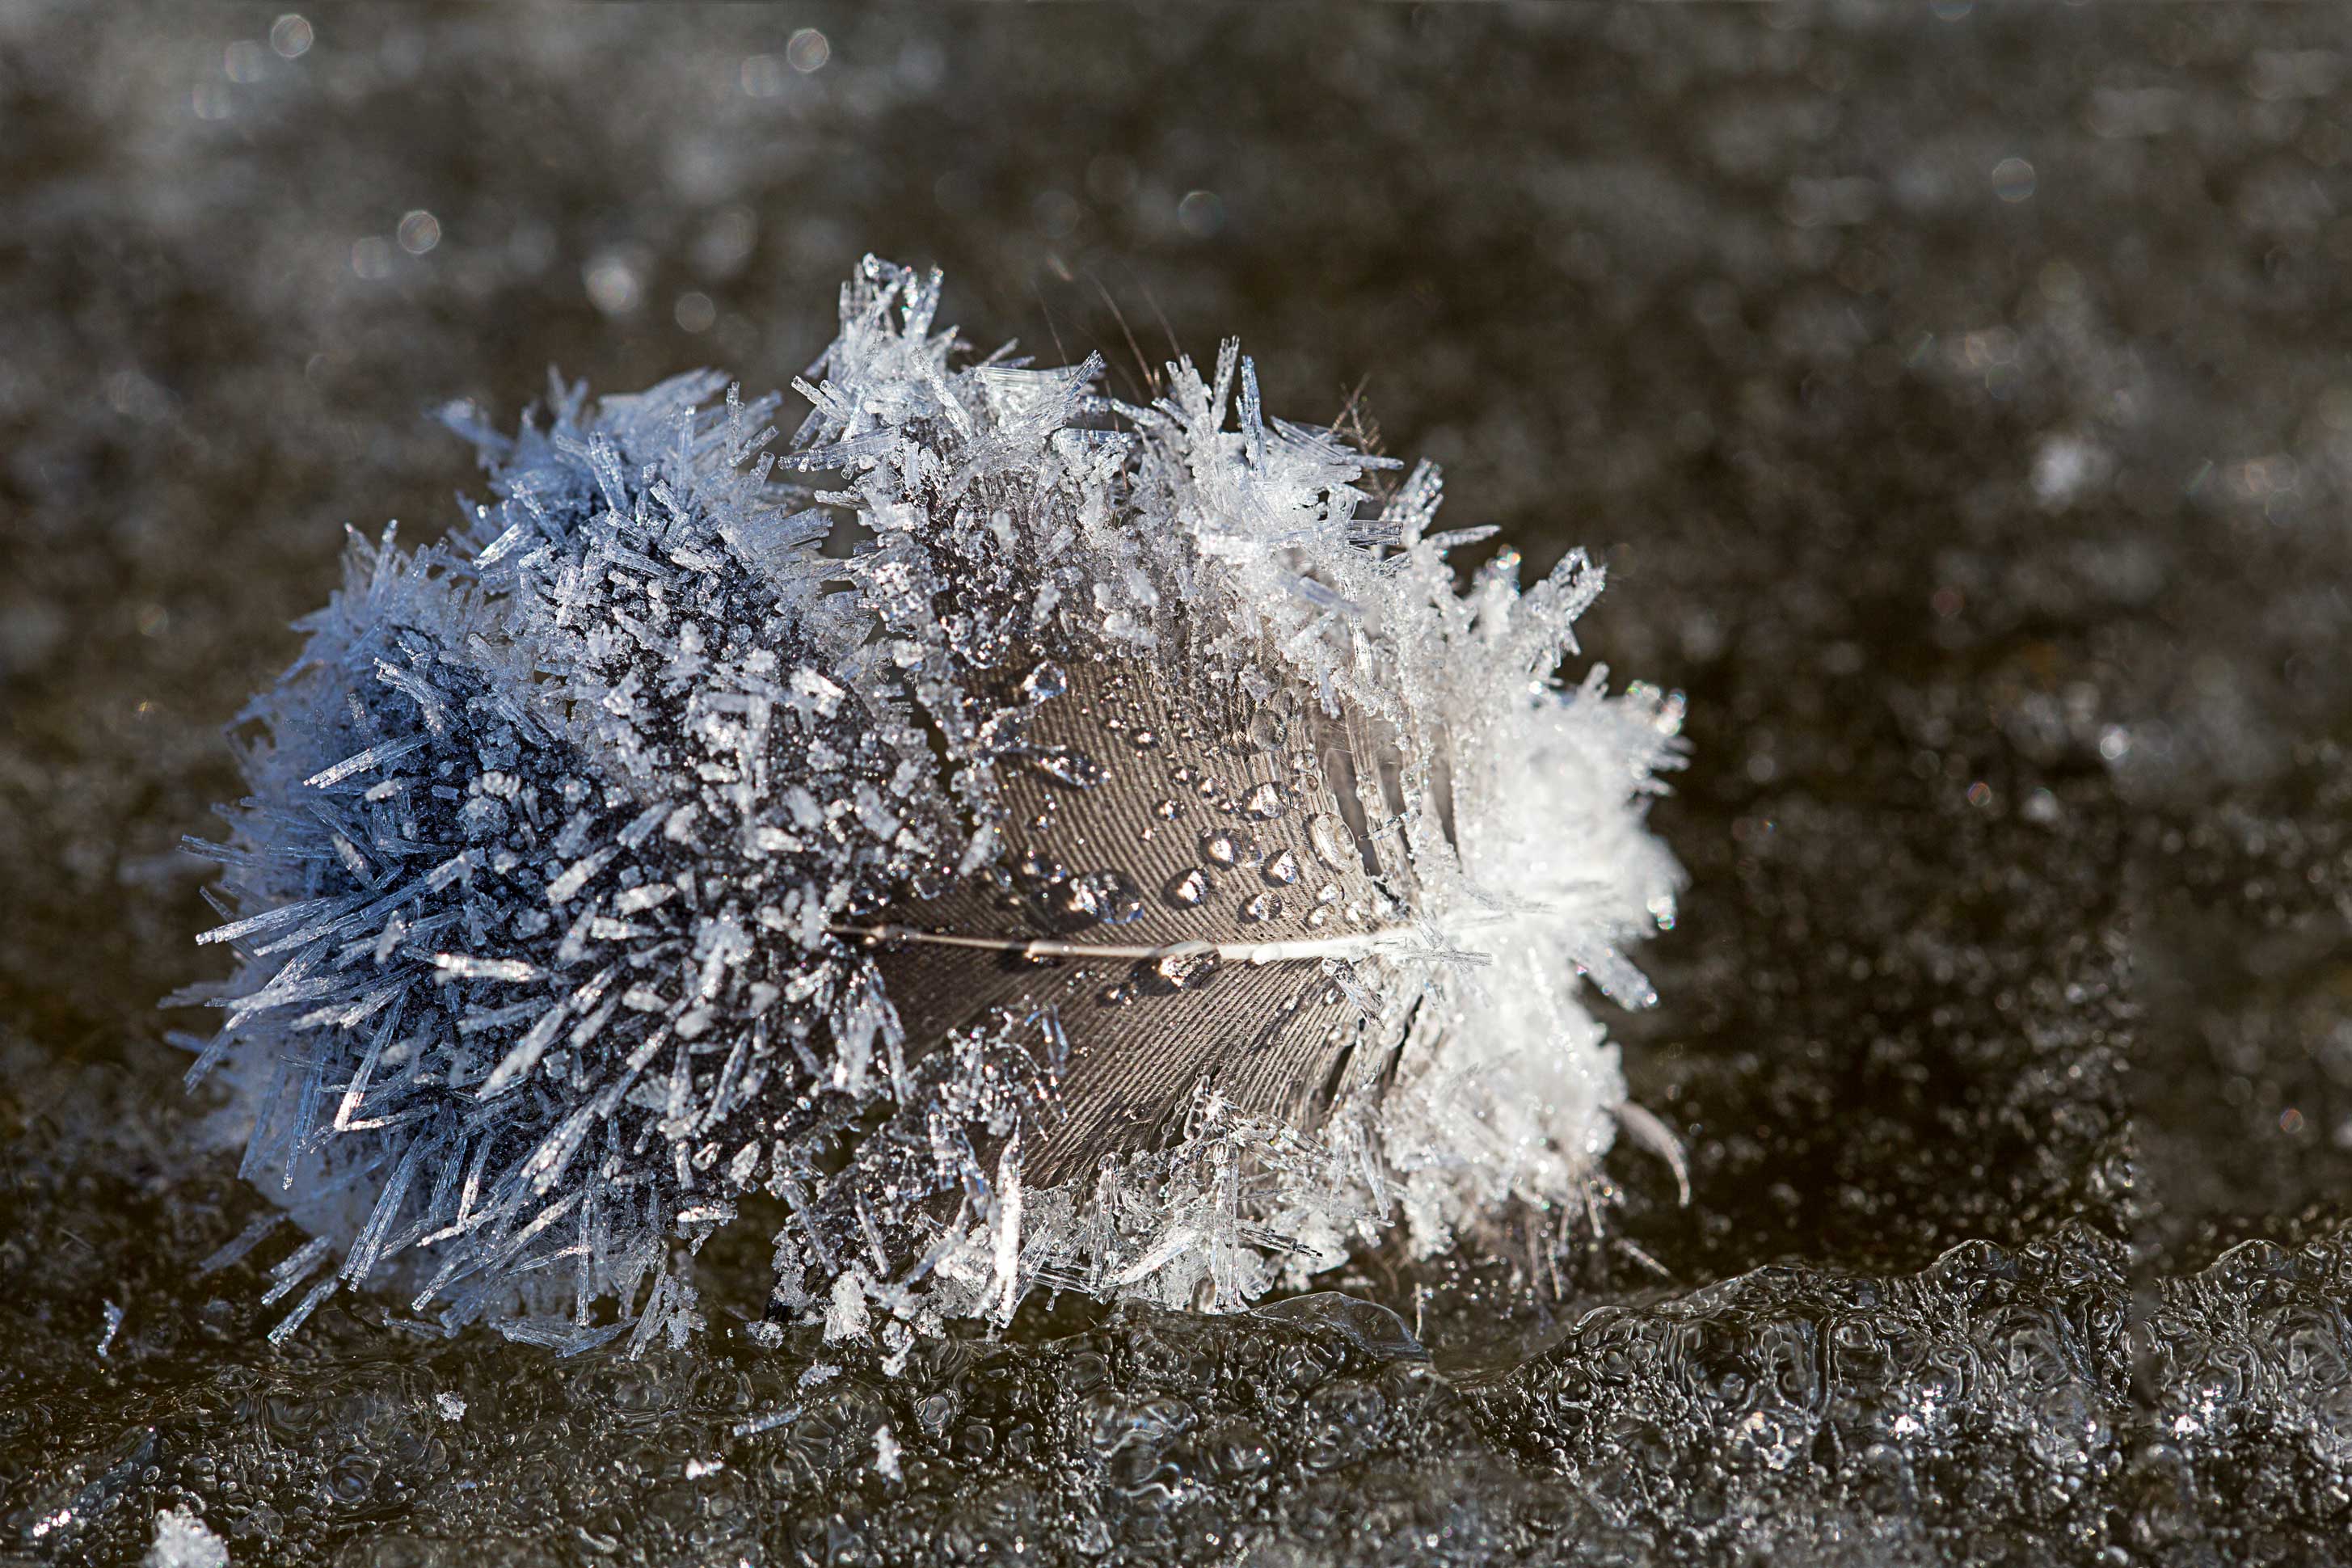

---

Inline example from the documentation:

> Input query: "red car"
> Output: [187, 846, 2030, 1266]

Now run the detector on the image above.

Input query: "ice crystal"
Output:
[179, 258, 1684, 1346]
[144, 1507, 229, 1568]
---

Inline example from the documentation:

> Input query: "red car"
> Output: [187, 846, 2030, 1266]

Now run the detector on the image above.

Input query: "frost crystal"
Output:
[145, 1507, 229, 1568]
[181, 258, 1683, 1343]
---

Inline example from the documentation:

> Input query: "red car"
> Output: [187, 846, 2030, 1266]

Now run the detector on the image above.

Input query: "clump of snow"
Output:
[179, 257, 1683, 1343]
[824, 1268, 872, 1345]
[2031, 431, 2111, 509]
[146, 1507, 229, 1568]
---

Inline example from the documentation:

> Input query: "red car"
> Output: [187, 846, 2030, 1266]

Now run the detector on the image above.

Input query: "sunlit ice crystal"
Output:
[176, 256, 1685, 1349]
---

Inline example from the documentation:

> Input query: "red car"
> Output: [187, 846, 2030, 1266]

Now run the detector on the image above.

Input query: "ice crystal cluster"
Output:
[179, 259, 1684, 1350]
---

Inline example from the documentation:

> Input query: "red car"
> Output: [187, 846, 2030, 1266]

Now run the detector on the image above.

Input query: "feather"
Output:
[174, 256, 1685, 1342]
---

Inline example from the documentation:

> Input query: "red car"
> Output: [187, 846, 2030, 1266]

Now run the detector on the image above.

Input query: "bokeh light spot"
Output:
[396, 210, 440, 255]
[584, 252, 644, 316]
[787, 28, 830, 74]
[1177, 189, 1224, 238]
[269, 14, 313, 59]
[350, 236, 394, 280]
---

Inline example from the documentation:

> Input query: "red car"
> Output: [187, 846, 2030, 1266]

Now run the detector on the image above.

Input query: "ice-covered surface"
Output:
[6, 4, 2352, 1563]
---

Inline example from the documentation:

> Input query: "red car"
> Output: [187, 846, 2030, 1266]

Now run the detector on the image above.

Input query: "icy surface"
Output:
[6, 5, 2352, 1564]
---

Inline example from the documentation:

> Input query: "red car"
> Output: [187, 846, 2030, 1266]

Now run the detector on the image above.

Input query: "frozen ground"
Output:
[4, 4, 2351, 1563]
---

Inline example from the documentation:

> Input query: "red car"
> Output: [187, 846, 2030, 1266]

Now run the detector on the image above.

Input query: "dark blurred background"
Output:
[6, 5, 2352, 1563]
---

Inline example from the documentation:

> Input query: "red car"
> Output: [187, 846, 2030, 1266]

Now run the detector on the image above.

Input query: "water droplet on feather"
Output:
[1135, 943, 1220, 993]
[1164, 868, 1209, 908]
[1308, 814, 1354, 870]
[1026, 747, 1106, 790]
[1043, 869, 1143, 931]
[1021, 661, 1068, 702]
